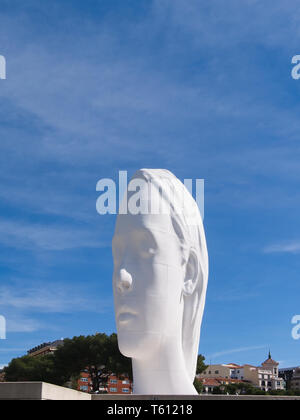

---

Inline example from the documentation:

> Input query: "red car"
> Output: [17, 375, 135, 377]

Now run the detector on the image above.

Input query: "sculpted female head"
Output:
[112, 169, 208, 394]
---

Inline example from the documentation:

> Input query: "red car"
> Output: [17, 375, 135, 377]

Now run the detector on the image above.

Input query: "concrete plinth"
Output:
[92, 393, 300, 400]
[1, 383, 300, 400]
[0, 382, 91, 400]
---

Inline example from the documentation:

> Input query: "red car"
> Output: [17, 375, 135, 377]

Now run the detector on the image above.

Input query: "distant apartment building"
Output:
[77, 371, 132, 394]
[199, 363, 244, 380]
[290, 367, 300, 391]
[107, 374, 132, 394]
[198, 352, 285, 392]
[279, 366, 298, 390]
[27, 340, 64, 357]
[78, 370, 93, 393]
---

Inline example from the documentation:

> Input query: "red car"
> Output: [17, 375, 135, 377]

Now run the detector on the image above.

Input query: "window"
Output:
[208, 371, 211, 374]
[80, 386, 88, 391]
[122, 380, 130, 384]
[215, 371, 219, 374]
[122, 388, 130, 393]
[110, 387, 118, 393]
[110, 379, 118, 384]
[80, 378, 88, 382]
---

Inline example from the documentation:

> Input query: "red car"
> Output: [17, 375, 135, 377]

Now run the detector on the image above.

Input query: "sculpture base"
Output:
[0, 383, 299, 400]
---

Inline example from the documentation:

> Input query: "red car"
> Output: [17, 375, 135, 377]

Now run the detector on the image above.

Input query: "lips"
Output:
[118, 312, 136, 323]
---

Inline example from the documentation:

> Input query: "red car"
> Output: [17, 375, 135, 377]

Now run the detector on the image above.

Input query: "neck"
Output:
[132, 335, 197, 395]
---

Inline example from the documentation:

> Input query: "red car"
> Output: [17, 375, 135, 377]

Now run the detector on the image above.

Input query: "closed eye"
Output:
[112, 236, 124, 262]
[135, 229, 157, 258]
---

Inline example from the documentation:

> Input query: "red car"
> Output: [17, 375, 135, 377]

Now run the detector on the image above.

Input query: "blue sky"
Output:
[0, 0, 300, 369]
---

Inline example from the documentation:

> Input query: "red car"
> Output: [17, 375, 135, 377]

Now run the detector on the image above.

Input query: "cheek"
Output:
[141, 262, 168, 296]
[136, 264, 184, 329]
[116, 260, 169, 297]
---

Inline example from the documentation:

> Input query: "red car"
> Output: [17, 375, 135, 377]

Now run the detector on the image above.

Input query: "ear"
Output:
[183, 248, 199, 296]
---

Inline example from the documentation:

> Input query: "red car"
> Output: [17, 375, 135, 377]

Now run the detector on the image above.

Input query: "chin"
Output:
[117, 332, 141, 358]
[117, 330, 160, 359]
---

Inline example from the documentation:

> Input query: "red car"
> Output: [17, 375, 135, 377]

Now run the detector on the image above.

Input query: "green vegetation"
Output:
[193, 354, 208, 394]
[4, 338, 208, 394]
[211, 382, 300, 396]
[5, 343, 299, 397]
[212, 382, 265, 395]
[4, 333, 132, 393]
[196, 354, 208, 375]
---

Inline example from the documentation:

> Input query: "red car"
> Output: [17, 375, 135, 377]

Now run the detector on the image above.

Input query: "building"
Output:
[27, 340, 64, 357]
[242, 365, 284, 392]
[107, 374, 132, 394]
[240, 353, 285, 392]
[258, 352, 285, 391]
[197, 377, 245, 394]
[0, 369, 5, 382]
[290, 367, 300, 391]
[199, 363, 244, 380]
[77, 371, 132, 394]
[27, 339, 132, 395]
[199, 352, 285, 393]
[279, 366, 298, 390]
[78, 370, 93, 393]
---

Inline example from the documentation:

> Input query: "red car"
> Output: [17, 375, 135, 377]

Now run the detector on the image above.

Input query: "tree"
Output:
[196, 354, 208, 374]
[105, 334, 133, 379]
[4, 333, 132, 393]
[193, 354, 208, 394]
[4, 354, 61, 384]
[217, 382, 267, 395]
[193, 378, 203, 394]
[53, 333, 132, 392]
[53, 334, 108, 389]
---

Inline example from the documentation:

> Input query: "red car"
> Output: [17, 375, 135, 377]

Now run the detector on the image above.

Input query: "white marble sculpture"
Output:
[112, 169, 208, 394]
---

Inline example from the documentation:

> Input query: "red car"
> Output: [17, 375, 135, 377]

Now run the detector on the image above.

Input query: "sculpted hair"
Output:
[131, 169, 209, 382]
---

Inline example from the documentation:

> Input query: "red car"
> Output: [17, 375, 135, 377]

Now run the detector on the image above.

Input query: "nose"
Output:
[116, 268, 133, 294]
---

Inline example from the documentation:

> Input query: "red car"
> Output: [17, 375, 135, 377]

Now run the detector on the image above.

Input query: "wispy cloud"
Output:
[208, 345, 267, 360]
[0, 284, 111, 314]
[6, 317, 44, 333]
[0, 0, 299, 369]
[212, 291, 259, 303]
[153, 0, 300, 50]
[0, 348, 27, 353]
[263, 241, 300, 254]
[0, 218, 106, 251]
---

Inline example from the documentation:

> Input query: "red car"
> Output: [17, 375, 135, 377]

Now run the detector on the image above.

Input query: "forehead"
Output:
[114, 213, 174, 236]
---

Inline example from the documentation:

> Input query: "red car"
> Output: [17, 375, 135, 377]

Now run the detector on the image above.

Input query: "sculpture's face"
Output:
[112, 209, 185, 359]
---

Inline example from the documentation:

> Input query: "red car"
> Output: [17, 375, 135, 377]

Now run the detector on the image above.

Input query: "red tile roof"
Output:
[197, 377, 245, 387]
[227, 363, 242, 368]
[262, 358, 279, 366]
